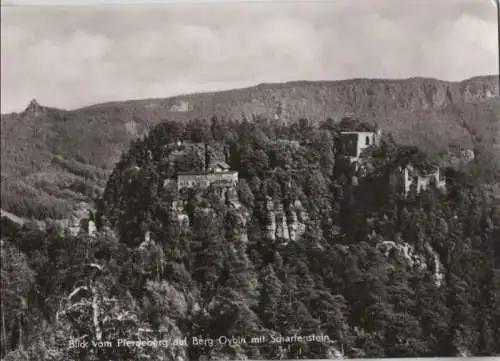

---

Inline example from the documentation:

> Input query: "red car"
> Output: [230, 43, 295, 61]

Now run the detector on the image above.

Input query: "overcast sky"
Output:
[1, 0, 498, 113]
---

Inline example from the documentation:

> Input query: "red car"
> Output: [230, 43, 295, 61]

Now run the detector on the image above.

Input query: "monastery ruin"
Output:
[400, 164, 446, 195]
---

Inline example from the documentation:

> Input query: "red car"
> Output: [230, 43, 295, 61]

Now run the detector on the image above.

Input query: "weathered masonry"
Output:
[338, 130, 381, 162]
[400, 164, 446, 195]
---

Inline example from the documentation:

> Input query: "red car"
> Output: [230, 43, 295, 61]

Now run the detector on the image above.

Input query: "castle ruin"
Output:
[338, 130, 382, 163]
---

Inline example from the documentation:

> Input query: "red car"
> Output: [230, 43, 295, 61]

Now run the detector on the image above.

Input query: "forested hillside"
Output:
[1, 76, 498, 221]
[2, 117, 499, 360]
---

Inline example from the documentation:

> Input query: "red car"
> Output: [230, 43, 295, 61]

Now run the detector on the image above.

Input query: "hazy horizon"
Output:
[1, 0, 498, 113]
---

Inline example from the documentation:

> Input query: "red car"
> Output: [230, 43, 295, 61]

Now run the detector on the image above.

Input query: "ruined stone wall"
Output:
[339, 131, 376, 162]
[403, 166, 446, 195]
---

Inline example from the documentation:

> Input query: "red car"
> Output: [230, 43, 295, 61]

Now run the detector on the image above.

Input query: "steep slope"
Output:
[91, 118, 500, 359]
[1, 76, 498, 220]
[2, 111, 500, 360]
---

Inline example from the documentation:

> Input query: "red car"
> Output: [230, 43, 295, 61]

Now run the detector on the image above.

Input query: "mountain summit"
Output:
[23, 98, 47, 118]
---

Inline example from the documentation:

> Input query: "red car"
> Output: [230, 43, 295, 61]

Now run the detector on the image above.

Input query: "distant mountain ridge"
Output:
[63, 75, 498, 131]
[1, 75, 499, 220]
[74, 75, 498, 113]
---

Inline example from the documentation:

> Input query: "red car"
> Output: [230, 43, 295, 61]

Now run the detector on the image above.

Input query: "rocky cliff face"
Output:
[376, 239, 444, 287]
[170, 200, 190, 226]
[425, 242, 444, 287]
[162, 183, 250, 244]
[76, 75, 498, 124]
[149, 174, 311, 247]
[377, 240, 427, 270]
[22, 98, 48, 118]
[265, 197, 308, 243]
[159, 192, 310, 248]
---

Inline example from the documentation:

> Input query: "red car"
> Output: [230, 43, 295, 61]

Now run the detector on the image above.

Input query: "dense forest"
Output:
[1, 116, 499, 360]
[2, 76, 499, 221]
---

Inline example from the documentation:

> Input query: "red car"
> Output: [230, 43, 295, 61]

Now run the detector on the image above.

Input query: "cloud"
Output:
[419, 14, 498, 81]
[1, 0, 498, 113]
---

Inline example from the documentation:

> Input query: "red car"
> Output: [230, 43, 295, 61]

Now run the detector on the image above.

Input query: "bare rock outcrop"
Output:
[265, 197, 307, 243]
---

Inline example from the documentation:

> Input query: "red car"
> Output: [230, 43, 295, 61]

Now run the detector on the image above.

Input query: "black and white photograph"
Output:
[1, 0, 499, 360]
